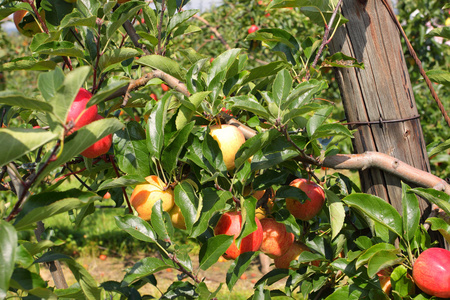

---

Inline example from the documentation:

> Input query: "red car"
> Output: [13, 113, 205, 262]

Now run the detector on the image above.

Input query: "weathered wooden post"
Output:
[328, 0, 434, 216]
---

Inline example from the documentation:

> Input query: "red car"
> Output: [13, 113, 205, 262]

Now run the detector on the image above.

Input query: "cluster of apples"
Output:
[67, 88, 112, 158]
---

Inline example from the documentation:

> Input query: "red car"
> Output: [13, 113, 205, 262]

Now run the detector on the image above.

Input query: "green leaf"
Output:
[191, 188, 232, 238]
[254, 268, 291, 287]
[0, 220, 17, 300]
[115, 215, 157, 243]
[367, 249, 403, 278]
[137, 55, 185, 81]
[426, 27, 450, 41]
[235, 197, 258, 247]
[38, 67, 65, 102]
[411, 188, 450, 215]
[36, 252, 101, 299]
[167, 9, 198, 33]
[34, 41, 85, 57]
[87, 79, 130, 107]
[174, 181, 199, 233]
[425, 217, 450, 243]
[1, 59, 57, 71]
[99, 48, 143, 71]
[122, 257, 175, 286]
[199, 235, 234, 271]
[324, 285, 364, 300]
[147, 93, 171, 160]
[325, 190, 345, 240]
[355, 243, 397, 270]
[59, 12, 96, 28]
[151, 200, 173, 244]
[243, 61, 289, 85]
[37, 117, 124, 184]
[114, 121, 150, 176]
[226, 251, 259, 291]
[311, 123, 354, 140]
[14, 189, 100, 230]
[175, 92, 210, 130]
[0, 91, 53, 112]
[48, 66, 91, 125]
[207, 48, 242, 86]
[272, 69, 292, 111]
[426, 69, 450, 87]
[0, 128, 58, 167]
[273, 209, 301, 238]
[97, 175, 147, 191]
[428, 138, 450, 158]
[343, 193, 403, 237]
[390, 265, 415, 297]
[161, 121, 194, 174]
[107, 2, 146, 40]
[306, 105, 333, 137]
[228, 95, 273, 122]
[401, 183, 420, 242]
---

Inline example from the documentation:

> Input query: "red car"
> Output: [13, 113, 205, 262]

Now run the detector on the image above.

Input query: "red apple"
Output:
[412, 248, 450, 298]
[161, 83, 169, 92]
[214, 211, 263, 260]
[285, 178, 325, 221]
[248, 25, 259, 34]
[259, 218, 294, 258]
[150, 93, 158, 101]
[80, 115, 112, 158]
[274, 242, 319, 269]
[66, 88, 98, 134]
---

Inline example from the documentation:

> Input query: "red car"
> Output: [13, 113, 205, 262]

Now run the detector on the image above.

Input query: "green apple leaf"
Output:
[401, 183, 420, 242]
[115, 215, 158, 243]
[151, 200, 173, 245]
[97, 175, 147, 191]
[198, 235, 234, 271]
[326, 190, 345, 240]
[122, 257, 176, 287]
[272, 69, 292, 111]
[174, 181, 199, 233]
[226, 251, 259, 291]
[410, 188, 450, 215]
[161, 121, 195, 174]
[355, 243, 397, 270]
[367, 249, 403, 278]
[147, 93, 171, 161]
[137, 55, 186, 81]
[0, 220, 17, 300]
[0, 91, 52, 112]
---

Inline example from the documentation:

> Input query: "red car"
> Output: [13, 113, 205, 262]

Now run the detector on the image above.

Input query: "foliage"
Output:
[0, 0, 449, 299]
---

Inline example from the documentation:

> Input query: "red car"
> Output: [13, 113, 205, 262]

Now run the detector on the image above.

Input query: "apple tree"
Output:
[0, 0, 449, 299]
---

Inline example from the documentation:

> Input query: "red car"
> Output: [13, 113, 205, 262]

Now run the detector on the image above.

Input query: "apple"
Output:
[285, 178, 325, 221]
[248, 25, 259, 34]
[14, 10, 44, 37]
[274, 242, 319, 269]
[169, 204, 186, 230]
[99, 254, 107, 261]
[130, 175, 175, 221]
[259, 218, 294, 258]
[214, 211, 263, 260]
[412, 247, 450, 298]
[150, 93, 158, 101]
[80, 115, 113, 158]
[66, 88, 98, 134]
[377, 269, 392, 294]
[161, 83, 169, 92]
[445, 18, 450, 27]
[209, 124, 246, 171]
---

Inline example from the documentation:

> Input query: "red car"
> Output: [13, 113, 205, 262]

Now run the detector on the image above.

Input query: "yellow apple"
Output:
[209, 124, 246, 171]
[130, 175, 175, 221]
[169, 204, 186, 230]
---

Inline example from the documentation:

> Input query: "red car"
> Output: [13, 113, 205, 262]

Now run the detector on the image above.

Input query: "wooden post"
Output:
[328, 0, 431, 215]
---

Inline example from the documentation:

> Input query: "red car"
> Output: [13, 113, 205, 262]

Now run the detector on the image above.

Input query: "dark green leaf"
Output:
[401, 183, 420, 242]
[137, 56, 185, 81]
[114, 121, 150, 176]
[411, 188, 450, 215]
[14, 189, 100, 230]
[272, 69, 292, 110]
[174, 181, 199, 233]
[147, 93, 171, 160]
[367, 249, 403, 278]
[226, 251, 259, 291]
[122, 257, 175, 286]
[235, 197, 258, 247]
[343, 193, 403, 237]
[115, 215, 157, 243]
[99, 48, 142, 71]
[151, 200, 172, 244]
[306, 106, 333, 137]
[161, 121, 195, 174]
[228, 95, 273, 121]
[199, 235, 234, 271]
[0, 220, 17, 299]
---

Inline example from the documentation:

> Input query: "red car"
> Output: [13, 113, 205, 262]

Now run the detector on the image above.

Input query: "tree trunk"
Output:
[328, 1, 432, 215]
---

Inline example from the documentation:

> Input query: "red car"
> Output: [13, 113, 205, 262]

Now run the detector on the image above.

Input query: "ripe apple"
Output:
[377, 269, 392, 294]
[209, 124, 246, 171]
[412, 248, 450, 298]
[161, 83, 169, 92]
[248, 25, 259, 34]
[274, 242, 319, 269]
[130, 175, 175, 221]
[214, 211, 263, 260]
[169, 204, 186, 230]
[14, 10, 44, 37]
[150, 93, 158, 101]
[285, 178, 325, 221]
[259, 218, 294, 258]
[66, 88, 98, 134]
[80, 115, 113, 158]
[446, 18, 450, 27]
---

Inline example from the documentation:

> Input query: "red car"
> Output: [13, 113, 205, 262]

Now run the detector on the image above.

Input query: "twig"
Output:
[168, 253, 201, 283]
[122, 20, 151, 55]
[65, 165, 93, 191]
[306, 0, 343, 80]
[35, 221, 68, 289]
